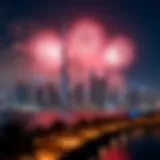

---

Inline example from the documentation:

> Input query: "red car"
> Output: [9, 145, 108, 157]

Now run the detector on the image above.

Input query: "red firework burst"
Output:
[104, 36, 135, 69]
[67, 18, 106, 68]
[28, 31, 63, 72]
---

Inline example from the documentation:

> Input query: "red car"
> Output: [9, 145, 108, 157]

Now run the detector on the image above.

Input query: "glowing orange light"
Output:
[35, 150, 58, 160]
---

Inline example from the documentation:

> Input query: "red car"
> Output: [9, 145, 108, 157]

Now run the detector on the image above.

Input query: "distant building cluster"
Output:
[0, 74, 159, 111]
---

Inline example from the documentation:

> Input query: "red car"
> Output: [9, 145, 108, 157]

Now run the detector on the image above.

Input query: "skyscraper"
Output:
[46, 84, 60, 106]
[90, 74, 106, 106]
[35, 86, 45, 106]
[74, 83, 84, 104]
[15, 81, 29, 104]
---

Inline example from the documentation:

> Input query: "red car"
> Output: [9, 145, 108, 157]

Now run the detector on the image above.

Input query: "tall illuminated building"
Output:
[90, 73, 106, 106]
[15, 81, 29, 104]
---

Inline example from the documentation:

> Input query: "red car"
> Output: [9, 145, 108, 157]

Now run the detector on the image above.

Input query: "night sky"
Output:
[0, 0, 160, 88]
